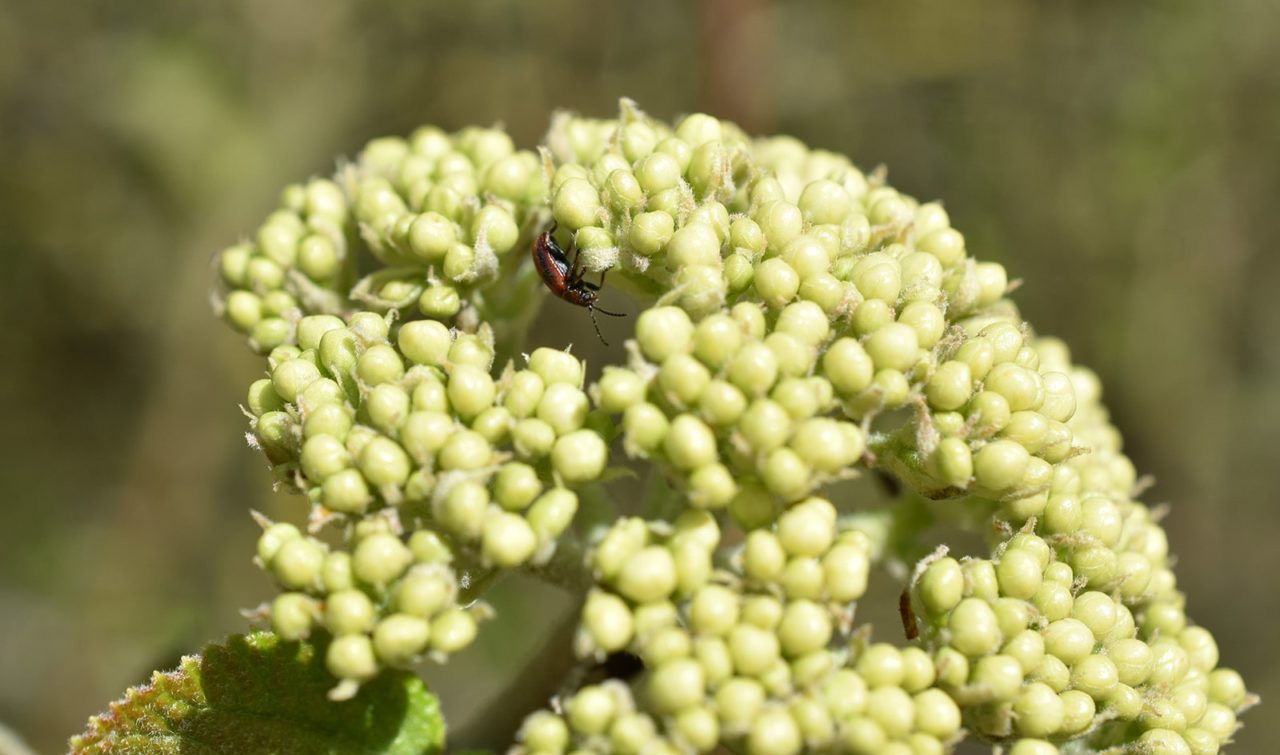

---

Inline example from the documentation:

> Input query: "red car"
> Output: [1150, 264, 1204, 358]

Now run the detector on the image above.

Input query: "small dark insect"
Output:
[532, 221, 626, 345]
[899, 587, 919, 641]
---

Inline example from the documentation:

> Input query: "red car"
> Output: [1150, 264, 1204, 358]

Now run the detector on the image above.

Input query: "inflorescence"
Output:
[213, 100, 1252, 753]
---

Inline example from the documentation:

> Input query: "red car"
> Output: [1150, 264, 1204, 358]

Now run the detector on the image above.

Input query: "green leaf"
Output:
[70, 632, 445, 754]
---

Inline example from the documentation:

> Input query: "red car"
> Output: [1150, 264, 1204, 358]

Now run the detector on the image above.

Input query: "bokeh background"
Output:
[2, 0, 1278, 751]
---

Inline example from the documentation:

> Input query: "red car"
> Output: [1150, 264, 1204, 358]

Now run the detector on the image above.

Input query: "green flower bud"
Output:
[419, 285, 462, 318]
[1072, 654, 1119, 701]
[918, 557, 964, 615]
[482, 511, 538, 567]
[781, 556, 824, 599]
[431, 479, 486, 539]
[622, 402, 668, 456]
[344, 312, 388, 344]
[636, 151, 682, 194]
[1058, 689, 1096, 735]
[975, 261, 1008, 305]
[246, 257, 286, 290]
[629, 211, 675, 257]
[778, 600, 832, 658]
[1013, 681, 1065, 737]
[271, 359, 322, 403]
[353, 533, 412, 588]
[297, 234, 341, 281]
[358, 436, 411, 486]
[395, 566, 455, 618]
[579, 590, 633, 656]
[273, 537, 326, 590]
[471, 205, 518, 254]
[657, 353, 711, 408]
[536, 382, 590, 435]
[934, 647, 970, 688]
[522, 487, 576, 542]
[867, 686, 915, 739]
[782, 236, 833, 281]
[373, 613, 431, 665]
[755, 258, 800, 308]
[326, 634, 378, 681]
[257, 522, 302, 564]
[365, 383, 410, 433]
[316, 470, 368, 516]
[843, 717, 887, 755]
[553, 676, 614, 726]
[261, 290, 298, 318]
[648, 657, 705, 715]
[395, 321, 450, 367]
[405, 212, 456, 263]
[553, 178, 602, 230]
[918, 227, 966, 267]
[354, 344, 403, 388]
[662, 414, 717, 470]
[899, 647, 936, 693]
[1198, 703, 1237, 741]
[270, 592, 317, 641]
[616, 546, 677, 603]
[687, 462, 737, 509]
[973, 653, 1025, 701]
[823, 338, 875, 395]
[822, 541, 870, 602]
[636, 307, 694, 362]
[762, 447, 812, 501]
[326, 588, 376, 635]
[552, 429, 608, 483]
[926, 361, 974, 411]
[486, 462, 539, 512]
[931, 437, 973, 488]
[744, 706, 800, 755]
[593, 368, 644, 414]
[1008, 740, 1060, 755]
[438, 429, 492, 469]
[974, 439, 1031, 492]
[865, 323, 919, 372]
[914, 688, 962, 739]
[322, 552, 355, 592]
[949, 597, 1002, 657]
[854, 259, 901, 302]
[729, 623, 781, 677]
[666, 222, 722, 269]
[430, 608, 478, 654]
[246, 378, 286, 418]
[790, 417, 864, 474]
[996, 548, 1043, 601]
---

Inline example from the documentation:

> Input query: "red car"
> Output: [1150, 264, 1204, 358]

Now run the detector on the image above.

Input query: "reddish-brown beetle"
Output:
[532, 222, 625, 344]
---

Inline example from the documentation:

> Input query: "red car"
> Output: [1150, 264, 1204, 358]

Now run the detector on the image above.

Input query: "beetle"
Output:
[531, 221, 626, 345]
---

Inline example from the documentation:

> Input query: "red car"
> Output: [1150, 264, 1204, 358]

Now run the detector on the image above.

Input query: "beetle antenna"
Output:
[589, 308, 610, 346]
[591, 304, 627, 318]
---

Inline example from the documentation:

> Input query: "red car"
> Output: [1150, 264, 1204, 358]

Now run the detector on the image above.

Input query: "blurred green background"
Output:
[2, 0, 1278, 751]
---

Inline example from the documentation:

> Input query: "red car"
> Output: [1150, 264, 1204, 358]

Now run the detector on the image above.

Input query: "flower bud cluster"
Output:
[595, 302, 864, 514]
[256, 516, 483, 695]
[247, 312, 601, 548]
[345, 126, 542, 319]
[215, 178, 353, 351]
[546, 107, 757, 317]
[910, 533, 1249, 752]
[515, 506, 970, 755]
[244, 309, 606, 689]
[549, 104, 1081, 507]
[970, 338, 1189, 642]
[212, 103, 1251, 750]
